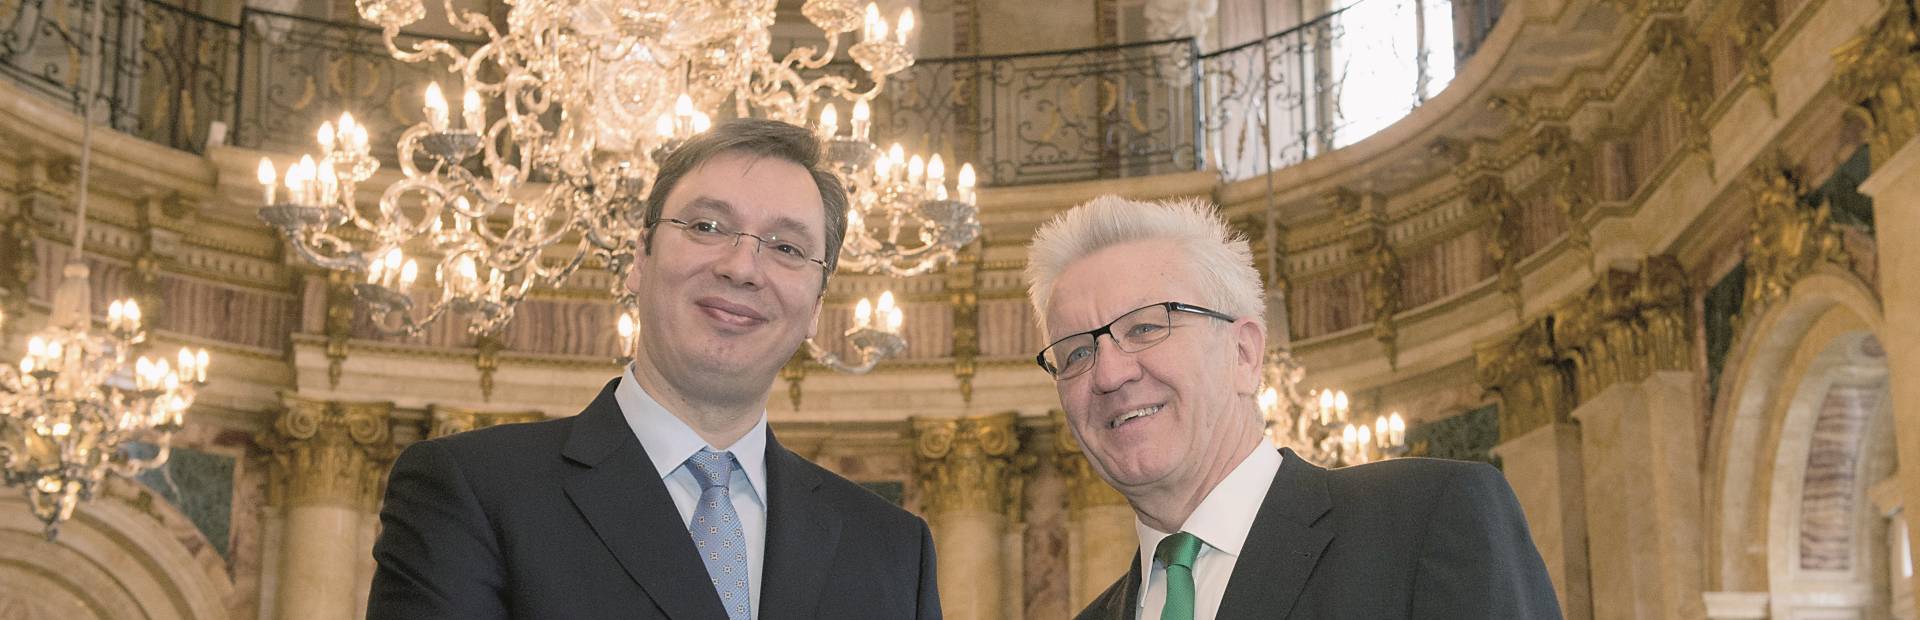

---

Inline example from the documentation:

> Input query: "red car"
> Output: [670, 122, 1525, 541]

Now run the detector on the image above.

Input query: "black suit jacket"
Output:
[368, 379, 941, 619]
[1077, 448, 1559, 619]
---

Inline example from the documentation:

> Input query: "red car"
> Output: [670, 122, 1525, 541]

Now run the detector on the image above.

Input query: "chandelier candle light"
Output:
[819, 98, 982, 277]
[806, 290, 906, 374]
[260, 0, 925, 339]
[1, 0, 210, 539]
[1257, 349, 1407, 467]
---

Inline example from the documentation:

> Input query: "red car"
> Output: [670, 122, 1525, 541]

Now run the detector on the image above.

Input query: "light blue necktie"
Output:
[685, 449, 752, 620]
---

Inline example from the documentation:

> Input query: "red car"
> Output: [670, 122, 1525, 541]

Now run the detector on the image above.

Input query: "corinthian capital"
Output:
[913, 412, 1020, 516]
[262, 395, 396, 511]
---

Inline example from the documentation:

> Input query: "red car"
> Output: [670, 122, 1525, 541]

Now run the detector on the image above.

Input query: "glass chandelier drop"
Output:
[0, 0, 209, 539]
[259, 0, 918, 336]
[1258, 349, 1404, 466]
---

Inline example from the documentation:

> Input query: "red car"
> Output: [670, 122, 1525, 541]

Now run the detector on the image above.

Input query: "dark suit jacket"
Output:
[1077, 448, 1559, 619]
[368, 379, 941, 619]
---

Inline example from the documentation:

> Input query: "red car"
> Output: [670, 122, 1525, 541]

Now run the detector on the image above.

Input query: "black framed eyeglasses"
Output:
[650, 217, 828, 271]
[1034, 301, 1237, 380]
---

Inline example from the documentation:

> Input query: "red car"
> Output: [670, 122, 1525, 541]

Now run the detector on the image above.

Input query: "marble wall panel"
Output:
[1798, 380, 1886, 570]
[159, 274, 297, 351]
[1399, 228, 1494, 309]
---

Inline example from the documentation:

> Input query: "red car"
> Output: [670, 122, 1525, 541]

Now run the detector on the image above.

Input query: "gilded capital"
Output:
[1551, 256, 1692, 403]
[427, 404, 546, 439]
[262, 396, 397, 511]
[913, 412, 1020, 517]
[1475, 320, 1575, 440]
[1050, 410, 1127, 515]
[1833, 0, 1920, 168]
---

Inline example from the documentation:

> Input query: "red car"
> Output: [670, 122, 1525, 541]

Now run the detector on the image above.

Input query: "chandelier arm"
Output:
[777, 32, 843, 71]
[286, 232, 368, 272]
[804, 338, 881, 375]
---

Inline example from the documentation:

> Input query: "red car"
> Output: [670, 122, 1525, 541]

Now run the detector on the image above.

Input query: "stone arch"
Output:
[1703, 266, 1890, 611]
[0, 478, 232, 620]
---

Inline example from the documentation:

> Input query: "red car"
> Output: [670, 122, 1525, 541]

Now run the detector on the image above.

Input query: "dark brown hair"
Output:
[642, 118, 849, 277]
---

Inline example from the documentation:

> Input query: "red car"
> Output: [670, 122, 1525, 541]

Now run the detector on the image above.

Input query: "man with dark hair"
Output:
[369, 118, 942, 619]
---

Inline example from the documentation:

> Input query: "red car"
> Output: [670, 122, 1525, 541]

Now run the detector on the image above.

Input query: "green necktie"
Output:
[1155, 531, 1205, 620]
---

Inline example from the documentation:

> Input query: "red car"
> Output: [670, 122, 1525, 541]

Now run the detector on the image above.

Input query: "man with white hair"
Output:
[1026, 195, 1559, 619]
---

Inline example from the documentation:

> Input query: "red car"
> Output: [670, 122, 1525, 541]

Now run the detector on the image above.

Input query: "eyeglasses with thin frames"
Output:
[1034, 301, 1237, 380]
[650, 217, 829, 272]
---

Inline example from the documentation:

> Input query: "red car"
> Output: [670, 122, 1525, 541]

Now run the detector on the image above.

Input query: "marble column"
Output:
[261, 396, 395, 620]
[1052, 410, 1136, 609]
[1478, 322, 1590, 619]
[1554, 257, 1703, 620]
[1861, 131, 1920, 600]
[914, 412, 1020, 620]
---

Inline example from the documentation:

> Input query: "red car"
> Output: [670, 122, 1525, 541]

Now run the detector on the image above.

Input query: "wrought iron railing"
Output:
[0, 0, 1479, 186]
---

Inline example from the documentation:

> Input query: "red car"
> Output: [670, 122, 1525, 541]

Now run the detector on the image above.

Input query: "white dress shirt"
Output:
[1134, 444, 1283, 620]
[616, 365, 768, 619]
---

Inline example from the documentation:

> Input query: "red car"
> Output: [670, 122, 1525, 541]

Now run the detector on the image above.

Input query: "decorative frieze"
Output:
[261, 396, 396, 511]
[1832, 0, 1920, 168]
[427, 404, 545, 439]
[914, 412, 1020, 517]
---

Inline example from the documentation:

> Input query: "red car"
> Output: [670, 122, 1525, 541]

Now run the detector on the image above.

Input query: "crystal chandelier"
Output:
[806, 290, 905, 374]
[1258, 349, 1405, 466]
[258, 0, 919, 337]
[815, 100, 981, 277]
[0, 0, 210, 538]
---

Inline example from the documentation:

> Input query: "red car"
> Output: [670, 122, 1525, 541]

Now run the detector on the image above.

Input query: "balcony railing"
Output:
[1, 0, 1481, 186]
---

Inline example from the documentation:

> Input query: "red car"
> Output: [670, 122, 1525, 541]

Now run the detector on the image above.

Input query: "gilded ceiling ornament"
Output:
[1741, 160, 1850, 317]
[1832, 0, 1920, 168]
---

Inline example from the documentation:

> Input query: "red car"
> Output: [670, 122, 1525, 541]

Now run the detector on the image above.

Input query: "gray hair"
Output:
[1025, 195, 1265, 333]
[642, 118, 849, 275]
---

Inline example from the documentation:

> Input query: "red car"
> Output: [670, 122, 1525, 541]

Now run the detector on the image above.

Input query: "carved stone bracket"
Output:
[1551, 256, 1692, 403]
[949, 242, 983, 404]
[1732, 0, 1780, 113]
[475, 332, 505, 401]
[1338, 190, 1402, 367]
[913, 412, 1020, 517]
[780, 349, 808, 411]
[427, 404, 545, 439]
[261, 396, 397, 512]
[1467, 175, 1525, 315]
[1646, 17, 1716, 175]
[1532, 126, 1596, 264]
[1833, 0, 1920, 168]
[1741, 157, 1851, 319]
[1049, 410, 1126, 516]
[323, 269, 355, 388]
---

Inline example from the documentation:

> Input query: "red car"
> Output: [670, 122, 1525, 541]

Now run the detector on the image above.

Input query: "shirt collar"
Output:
[1134, 444, 1283, 591]
[615, 364, 769, 503]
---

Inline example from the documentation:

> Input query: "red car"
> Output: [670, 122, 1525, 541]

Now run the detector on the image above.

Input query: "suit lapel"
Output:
[1217, 448, 1334, 620]
[757, 430, 842, 620]
[561, 379, 728, 620]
